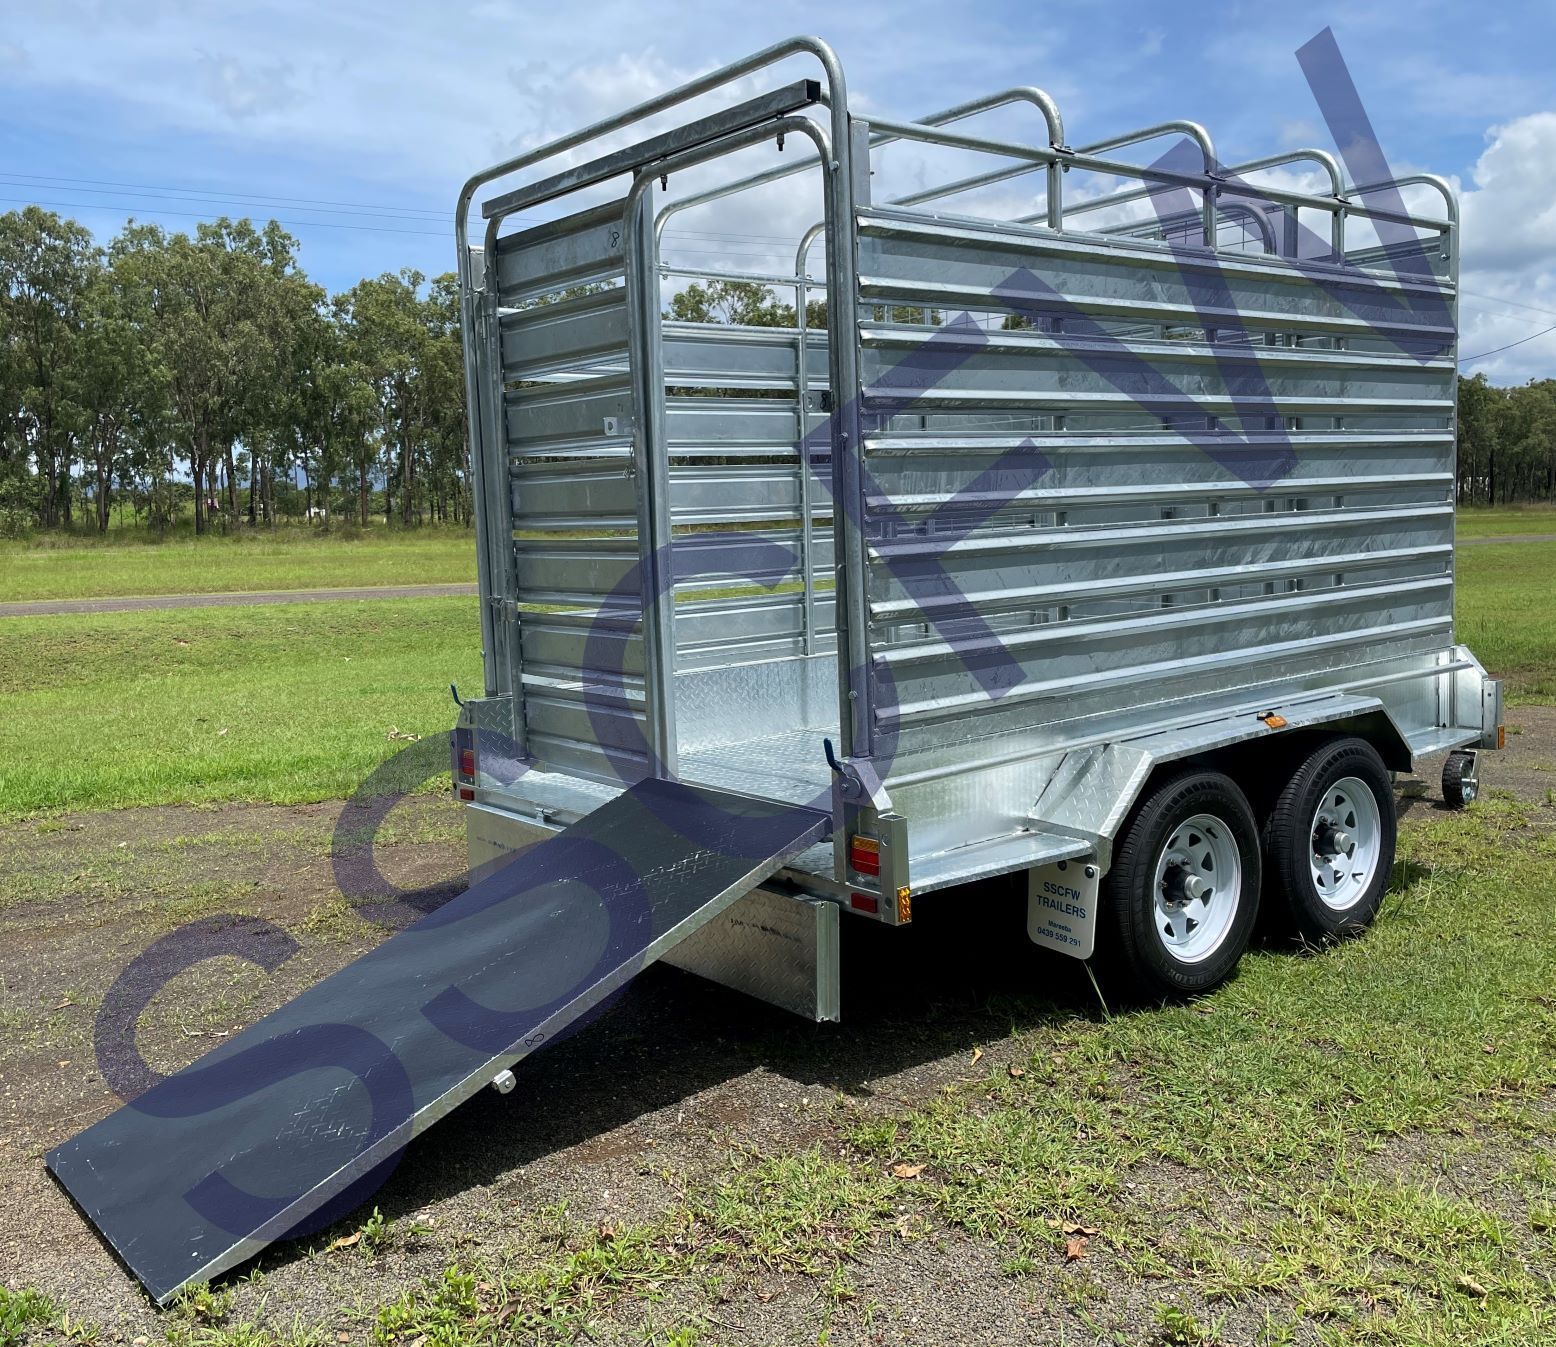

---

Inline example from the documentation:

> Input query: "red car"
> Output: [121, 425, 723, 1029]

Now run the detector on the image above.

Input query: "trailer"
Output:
[49, 36, 1502, 1303]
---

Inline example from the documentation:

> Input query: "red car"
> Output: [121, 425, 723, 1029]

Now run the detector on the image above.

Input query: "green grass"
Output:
[1457, 504, 1556, 540]
[0, 536, 1548, 818]
[0, 526, 475, 603]
[1454, 539, 1556, 702]
[0, 1288, 56, 1347]
[357, 797, 1556, 1347]
[0, 598, 481, 817]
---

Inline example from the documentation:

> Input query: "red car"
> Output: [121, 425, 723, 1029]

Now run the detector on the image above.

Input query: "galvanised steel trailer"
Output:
[455, 36, 1502, 1004]
[48, 37, 1504, 1304]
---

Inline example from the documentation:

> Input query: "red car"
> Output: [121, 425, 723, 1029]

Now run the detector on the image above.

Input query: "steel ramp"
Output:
[47, 778, 830, 1304]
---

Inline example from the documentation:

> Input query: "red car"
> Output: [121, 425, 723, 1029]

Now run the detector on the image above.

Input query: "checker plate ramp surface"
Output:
[47, 779, 830, 1304]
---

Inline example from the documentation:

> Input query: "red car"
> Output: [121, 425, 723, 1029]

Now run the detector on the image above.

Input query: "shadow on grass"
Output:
[228, 872, 1107, 1285]
[200, 835, 1446, 1293]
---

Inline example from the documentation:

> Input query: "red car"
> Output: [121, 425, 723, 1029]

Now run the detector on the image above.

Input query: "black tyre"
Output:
[1442, 750, 1479, 809]
[1101, 770, 1262, 997]
[1261, 736, 1396, 943]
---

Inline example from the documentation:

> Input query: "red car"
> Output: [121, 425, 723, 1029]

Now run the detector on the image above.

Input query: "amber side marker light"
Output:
[1259, 712, 1288, 730]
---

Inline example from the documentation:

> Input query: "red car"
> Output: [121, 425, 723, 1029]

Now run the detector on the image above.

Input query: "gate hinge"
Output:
[487, 595, 520, 621]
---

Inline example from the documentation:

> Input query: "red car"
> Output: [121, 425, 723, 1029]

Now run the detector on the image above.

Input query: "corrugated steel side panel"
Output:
[854, 208, 1457, 776]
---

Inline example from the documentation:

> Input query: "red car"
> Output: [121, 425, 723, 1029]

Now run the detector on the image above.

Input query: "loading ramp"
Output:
[47, 778, 830, 1304]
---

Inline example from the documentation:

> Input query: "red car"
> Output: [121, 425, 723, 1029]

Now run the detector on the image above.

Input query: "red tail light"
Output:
[849, 835, 880, 876]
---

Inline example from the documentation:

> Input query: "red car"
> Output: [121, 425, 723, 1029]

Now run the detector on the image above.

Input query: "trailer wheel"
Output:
[1442, 750, 1479, 809]
[1101, 770, 1261, 997]
[1261, 736, 1396, 943]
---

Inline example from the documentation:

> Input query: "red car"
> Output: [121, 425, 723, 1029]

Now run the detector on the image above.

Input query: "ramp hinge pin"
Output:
[491, 1069, 516, 1095]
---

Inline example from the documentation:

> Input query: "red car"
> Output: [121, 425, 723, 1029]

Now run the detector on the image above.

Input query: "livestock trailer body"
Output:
[454, 37, 1500, 1011]
[47, 37, 1510, 1305]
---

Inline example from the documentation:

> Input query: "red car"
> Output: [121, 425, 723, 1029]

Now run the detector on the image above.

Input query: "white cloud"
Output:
[1456, 113, 1556, 382]
[195, 50, 299, 121]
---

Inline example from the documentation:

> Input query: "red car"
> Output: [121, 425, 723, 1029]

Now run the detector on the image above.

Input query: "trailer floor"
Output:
[2, 709, 1554, 1344]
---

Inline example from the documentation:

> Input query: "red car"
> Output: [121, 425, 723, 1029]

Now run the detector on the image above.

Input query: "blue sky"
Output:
[3, 0, 1555, 379]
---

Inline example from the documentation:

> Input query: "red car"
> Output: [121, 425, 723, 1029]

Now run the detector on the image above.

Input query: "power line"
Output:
[0, 181, 814, 254]
[1459, 323, 1556, 363]
[0, 170, 820, 246]
[1458, 287, 1556, 321]
[0, 171, 446, 218]
[0, 177, 447, 226]
[0, 195, 449, 238]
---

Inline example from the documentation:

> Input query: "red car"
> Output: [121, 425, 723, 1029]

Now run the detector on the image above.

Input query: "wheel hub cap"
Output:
[1151, 814, 1242, 964]
[1308, 777, 1383, 911]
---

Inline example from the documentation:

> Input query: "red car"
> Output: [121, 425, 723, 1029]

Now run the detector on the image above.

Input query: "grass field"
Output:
[1457, 504, 1556, 539]
[1453, 539, 1556, 703]
[0, 598, 481, 817]
[0, 535, 1549, 821]
[368, 796, 1556, 1347]
[0, 526, 475, 603]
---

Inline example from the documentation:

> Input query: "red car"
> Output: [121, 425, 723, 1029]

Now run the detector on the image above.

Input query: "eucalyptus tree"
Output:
[0, 206, 99, 527]
[336, 268, 451, 525]
[73, 250, 169, 531]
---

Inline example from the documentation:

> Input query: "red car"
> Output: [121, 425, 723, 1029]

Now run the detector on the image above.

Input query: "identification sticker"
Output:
[1026, 857, 1101, 960]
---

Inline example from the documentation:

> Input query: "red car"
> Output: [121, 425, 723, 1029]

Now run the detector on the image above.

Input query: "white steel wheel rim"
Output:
[1151, 813, 1243, 965]
[1309, 776, 1383, 911]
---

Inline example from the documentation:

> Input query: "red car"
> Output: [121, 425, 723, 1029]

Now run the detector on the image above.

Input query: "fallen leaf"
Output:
[1065, 1235, 1089, 1261]
[597, 1222, 617, 1240]
[52, 999, 73, 1010]
[217, 727, 229, 737]
[1008, 1063, 1026, 1079]
[1482, 1043, 1497, 1055]
[328, 1231, 362, 1251]
[57, 1060, 71, 1069]
[1045, 1217, 1062, 1229]
[971, 1047, 984, 1065]
[891, 1162, 926, 1179]
[757, 1290, 777, 1304]
[337, 1334, 351, 1344]
[1063, 1221, 1099, 1237]
[1455, 1274, 1488, 1298]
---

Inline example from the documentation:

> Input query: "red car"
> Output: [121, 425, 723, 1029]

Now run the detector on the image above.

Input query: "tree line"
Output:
[0, 205, 466, 537]
[3, 211, 1553, 538]
[1456, 373, 1556, 507]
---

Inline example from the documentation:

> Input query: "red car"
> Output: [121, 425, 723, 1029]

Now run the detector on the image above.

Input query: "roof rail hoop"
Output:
[659, 85, 1067, 244]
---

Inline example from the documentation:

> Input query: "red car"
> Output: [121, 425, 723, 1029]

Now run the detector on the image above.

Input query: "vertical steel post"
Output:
[457, 248, 501, 698]
[480, 228, 522, 736]
[625, 184, 679, 778]
[794, 268, 816, 656]
[829, 118, 869, 760]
